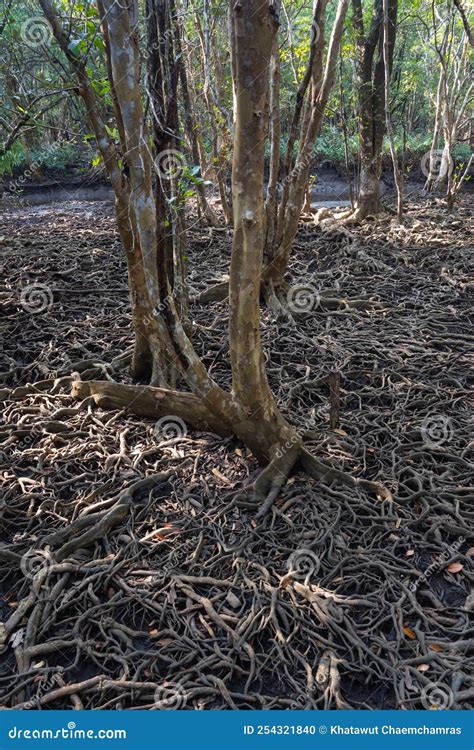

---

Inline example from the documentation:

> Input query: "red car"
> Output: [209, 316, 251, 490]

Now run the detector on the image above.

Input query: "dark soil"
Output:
[0, 196, 472, 710]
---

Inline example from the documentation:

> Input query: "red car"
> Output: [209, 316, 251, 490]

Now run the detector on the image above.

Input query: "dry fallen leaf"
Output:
[226, 591, 241, 609]
[148, 628, 158, 636]
[466, 547, 474, 557]
[447, 562, 464, 573]
[405, 549, 415, 557]
[10, 629, 24, 648]
[333, 428, 348, 436]
[403, 626, 417, 640]
[429, 643, 444, 652]
[211, 467, 232, 485]
[417, 663, 430, 672]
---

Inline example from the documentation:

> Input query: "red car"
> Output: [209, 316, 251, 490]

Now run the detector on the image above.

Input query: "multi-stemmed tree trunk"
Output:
[262, 0, 349, 288]
[423, 3, 472, 209]
[38, 0, 389, 515]
[200, 0, 349, 298]
[174, 7, 220, 226]
[350, 0, 398, 220]
[190, 0, 233, 224]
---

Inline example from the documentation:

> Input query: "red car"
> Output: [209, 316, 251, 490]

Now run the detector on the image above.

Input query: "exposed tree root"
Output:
[299, 448, 392, 500]
[318, 206, 391, 228]
[72, 381, 233, 437]
[193, 278, 229, 304]
[196, 276, 387, 314]
[41, 473, 172, 561]
[254, 443, 302, 519]
[1, 198, 471, 710]
[70, 382, 391, 516]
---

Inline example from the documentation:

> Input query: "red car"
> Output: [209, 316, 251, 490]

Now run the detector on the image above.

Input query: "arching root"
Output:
[299, 447, 392, 500]
[72, 380, 232, 437]
[254, 443, 301, 519]
[252, 443, 392, 520]
[69, 382, 392, 524]
[193, 276, 387, 316]
[41, 473, 172, 561]
[193, 278, 229, 304]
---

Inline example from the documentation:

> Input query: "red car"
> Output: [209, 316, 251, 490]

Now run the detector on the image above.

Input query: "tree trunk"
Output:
[39, 0, 391, 514]
[352, 0, 398, 220]
[263, 0, 348, 286]
[228, 0, 300, 464]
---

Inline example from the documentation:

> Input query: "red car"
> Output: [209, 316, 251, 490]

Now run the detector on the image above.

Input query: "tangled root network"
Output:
[0, 198, 472, 709]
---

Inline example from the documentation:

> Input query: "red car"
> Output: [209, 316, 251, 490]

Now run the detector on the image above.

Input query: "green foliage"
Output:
[0, 142, 24, 176]
[0, 142, 94, 178]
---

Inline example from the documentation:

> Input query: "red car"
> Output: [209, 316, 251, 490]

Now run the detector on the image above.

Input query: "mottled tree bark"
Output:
[228, 0, 301, 466]
[39, 0, 390, 510]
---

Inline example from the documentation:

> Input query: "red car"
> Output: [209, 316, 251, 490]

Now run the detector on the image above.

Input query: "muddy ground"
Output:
[0, 195, 472, 709]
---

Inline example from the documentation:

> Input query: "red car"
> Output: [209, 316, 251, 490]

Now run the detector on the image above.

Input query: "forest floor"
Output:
[0, 196, 472, 710]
